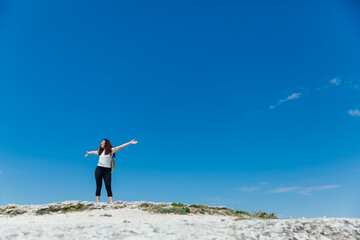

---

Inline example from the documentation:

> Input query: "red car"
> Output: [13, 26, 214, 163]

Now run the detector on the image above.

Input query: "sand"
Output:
[0, 200, 359, 240]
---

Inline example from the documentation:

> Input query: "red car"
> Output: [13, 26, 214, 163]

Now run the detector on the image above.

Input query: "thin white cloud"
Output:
[330, 78, 341, 86]
[280, 93, 301, 102]
[269, 92, 301, 110]
[349, 109, 360, 117]
[296, 185, 341, 195]
[0, 170, 2, 174]
[237, 187, 259, 192]
[267, 185, 340, 195]
[268, 187, 300, 193]
[236, 182, 270, 192]
[249, 75, 357, 116]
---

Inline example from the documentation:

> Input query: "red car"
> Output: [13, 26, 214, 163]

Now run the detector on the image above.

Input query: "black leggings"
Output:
[95, 166, 113, 197]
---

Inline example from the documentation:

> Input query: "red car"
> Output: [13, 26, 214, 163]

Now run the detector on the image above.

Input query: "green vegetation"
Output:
[171, 202, 186, 207]
[139, 203, 150, 207]
[139, 202, 278, 220]
[6, 205, 18, 209]
[253, 211, 278, 219]
[35, 209, 51, 215]
[189, 204, 209, 208]
[148, 205, 190, 215]
[0, 201, 279, 220]
[59, 203, 86, 214]
[8, 209, 26, 216]
[234, 211, 278, 221]
[35, 203, 87, 215]
[102, 213, 112, 217]
[0, 205, 26, 216]
[235, 210, 251, 215]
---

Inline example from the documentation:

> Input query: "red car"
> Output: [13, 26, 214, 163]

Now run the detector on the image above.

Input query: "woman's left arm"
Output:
[113, 139, 138, 153]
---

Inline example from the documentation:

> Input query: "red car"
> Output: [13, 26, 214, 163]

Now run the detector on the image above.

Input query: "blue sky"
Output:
[1, 0, 360, 218]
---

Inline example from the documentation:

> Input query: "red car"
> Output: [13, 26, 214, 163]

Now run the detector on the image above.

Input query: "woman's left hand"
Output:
[130, 139, 138, 144]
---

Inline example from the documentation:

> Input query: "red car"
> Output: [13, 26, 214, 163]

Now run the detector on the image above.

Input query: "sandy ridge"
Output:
[0, 200, 359, 240]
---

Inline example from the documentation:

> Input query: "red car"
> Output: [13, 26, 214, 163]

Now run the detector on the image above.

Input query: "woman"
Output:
[85, 138, 138, 203]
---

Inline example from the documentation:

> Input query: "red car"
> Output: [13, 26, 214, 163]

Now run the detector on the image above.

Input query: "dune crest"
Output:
[1, 200, 359, 239]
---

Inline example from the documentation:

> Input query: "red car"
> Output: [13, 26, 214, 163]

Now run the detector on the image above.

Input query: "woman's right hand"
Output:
[85, 151, 89, 157]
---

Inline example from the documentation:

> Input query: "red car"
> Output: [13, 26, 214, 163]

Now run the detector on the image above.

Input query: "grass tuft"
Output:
[253, 211, 278, 219]
[171, 202, 186, 207]
[36, 203, 87, 215]
[139, 202, 278, 219]
[35, 209, 51, 215]
[60, 203, 86, 214]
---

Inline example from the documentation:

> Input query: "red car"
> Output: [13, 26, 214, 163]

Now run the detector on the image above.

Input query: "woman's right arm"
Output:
[85, 151, 99, 157]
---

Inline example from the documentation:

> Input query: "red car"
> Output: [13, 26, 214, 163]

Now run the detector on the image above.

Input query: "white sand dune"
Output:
[0, 200, 359, 239]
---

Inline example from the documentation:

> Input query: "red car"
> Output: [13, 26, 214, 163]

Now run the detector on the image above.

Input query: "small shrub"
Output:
[235, 210, 251, 216]
[139, 203, 150, 208]
[169, 207, 188, 215]
[102, 214, 112, 217]
[11, 210, 19, 215]
[253, 211, 278, 219]
[223, 209, 235, 215]
[171, 202, 186, 207]
[189, 204, 200, 208]
[215, 207, 228, 210]
[268, 213, 278, 219]
[3, 209, 25, 216]
[260, 212, 268, 218]
[139, 202, 279, 219]
[144, 205, 190, 215]
[74, 203, 85, 210]
[189, 204, 210, 209]
[6, 206, 17, 209]
[36, 209, 51, 215]
[60, 203, 86, 214]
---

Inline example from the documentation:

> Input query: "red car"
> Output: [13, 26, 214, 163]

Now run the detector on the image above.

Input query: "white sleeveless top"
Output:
[97, 148, 115, 168]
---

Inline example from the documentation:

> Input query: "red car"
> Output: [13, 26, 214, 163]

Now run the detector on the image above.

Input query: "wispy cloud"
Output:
[329, 77, 341, 86]
[0, 170, 2, 174]
[280, 93, 302, 102]
[296, 185, 341, 195]
[269, 92, 302, 110]
[248, 75, 358, 116]
[267, 185, 340, 195]
[348, 109, 360, 117]
[268, 187, 300, 193]
[236, 181, 271, 192]
[237, 186, 259, 192]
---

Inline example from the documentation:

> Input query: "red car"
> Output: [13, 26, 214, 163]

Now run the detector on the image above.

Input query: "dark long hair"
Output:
[98, 139, 116, 158]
